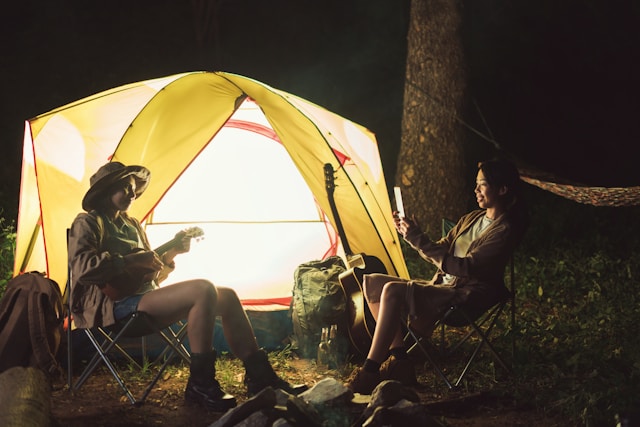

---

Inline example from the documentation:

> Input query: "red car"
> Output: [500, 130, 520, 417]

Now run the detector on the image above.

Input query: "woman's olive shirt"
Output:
[68, 211, 173, 328]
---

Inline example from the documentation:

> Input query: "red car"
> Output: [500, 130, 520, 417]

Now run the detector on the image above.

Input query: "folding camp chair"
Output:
[403, 218, 516, 389]
[65, 230, 191, 405]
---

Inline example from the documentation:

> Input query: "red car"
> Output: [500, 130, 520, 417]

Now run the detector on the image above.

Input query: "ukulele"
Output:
[324, 163, 387, 356]
[100, 227, 204, 301]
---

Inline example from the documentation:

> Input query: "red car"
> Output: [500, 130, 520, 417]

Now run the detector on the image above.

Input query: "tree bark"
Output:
[396, 0, 468, 236]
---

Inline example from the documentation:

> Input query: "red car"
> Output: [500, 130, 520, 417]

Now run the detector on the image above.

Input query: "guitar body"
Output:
[100, 265, 156, 301]
[338, 254, 387, 356]
[100, 227, 204, 301]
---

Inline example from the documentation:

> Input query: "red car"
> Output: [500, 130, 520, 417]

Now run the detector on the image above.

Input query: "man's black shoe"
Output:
[185, 378, 237, 412]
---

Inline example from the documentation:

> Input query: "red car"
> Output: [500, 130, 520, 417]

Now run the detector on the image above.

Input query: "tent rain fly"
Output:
[15, 71, 408, 308]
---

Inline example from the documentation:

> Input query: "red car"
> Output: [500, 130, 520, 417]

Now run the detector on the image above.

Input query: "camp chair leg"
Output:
[404, 328, 455, 390]
[73, 318, 140, 384]
[71, 314, 190, 406]
[138, 316, 191, 366]
[72, 316, 141, 396]
[94, 327, 144, 368]
[463, 317, 511, 371]
[75, 325, 138, 404]
[453, 325, 511, 388]
[405, 300, 513, 389]
[66, 308, 73, 390]
[451, 326, 505, 387]
[151, 321, 190, 365]
[442, 304, 504, 357]
[141, 335, 148, 367]
[138, 328, 189, 403]
[459, 306, 511, 369]
[134, 316, 191, 405]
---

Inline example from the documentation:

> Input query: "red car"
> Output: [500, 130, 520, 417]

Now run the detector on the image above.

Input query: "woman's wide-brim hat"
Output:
[82, 161, 151, 211]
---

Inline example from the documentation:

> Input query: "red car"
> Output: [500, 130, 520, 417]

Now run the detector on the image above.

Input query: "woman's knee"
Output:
[212, 286, 243, 318]
[216, 286, 241, 305]
[380, 281, 406, 304]
[191, 279, 218, 304]
[364, 273, 388, 288]
[363, 274, 387, 302]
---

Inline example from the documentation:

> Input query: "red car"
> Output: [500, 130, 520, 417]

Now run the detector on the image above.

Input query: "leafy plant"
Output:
[398, 186, 640, 425]
[0, 214, 16, 299]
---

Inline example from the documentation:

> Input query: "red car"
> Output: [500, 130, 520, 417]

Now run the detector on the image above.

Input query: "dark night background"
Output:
[2, 0, 640, 221]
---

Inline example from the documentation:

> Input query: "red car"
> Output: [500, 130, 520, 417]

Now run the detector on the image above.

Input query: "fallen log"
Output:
[0, 366, 51, 426]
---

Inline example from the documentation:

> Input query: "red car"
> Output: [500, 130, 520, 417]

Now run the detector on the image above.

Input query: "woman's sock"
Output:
[363, 358, 381, 373]
[389, 347, 408, 360]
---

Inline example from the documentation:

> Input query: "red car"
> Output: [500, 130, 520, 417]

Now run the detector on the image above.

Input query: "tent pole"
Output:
[18, 217, 41, 274]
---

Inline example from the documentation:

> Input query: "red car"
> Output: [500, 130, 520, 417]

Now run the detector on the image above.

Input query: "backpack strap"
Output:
[0, 288, 21, 350]
[27, 286, 62, 378]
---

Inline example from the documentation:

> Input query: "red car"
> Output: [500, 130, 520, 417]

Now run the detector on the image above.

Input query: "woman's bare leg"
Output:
[138, 281, 259, 359]
[348, 274, 415, 393]
[137, 280, 306, 398]
[366, 281, 407, 363]
[214, 286, 259, 361]
[140, 280, 241, 410]
[137, 279, 217, 354]
[363, 274, 409, 363]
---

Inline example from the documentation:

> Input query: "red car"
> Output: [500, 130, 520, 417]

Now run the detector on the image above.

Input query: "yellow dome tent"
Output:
[15, 71, 408, 309]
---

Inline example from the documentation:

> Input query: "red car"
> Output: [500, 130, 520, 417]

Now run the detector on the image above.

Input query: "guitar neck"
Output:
[154, 237, 180, 256]
[324, 163, 353, 257]
[152, 227, 203, 256]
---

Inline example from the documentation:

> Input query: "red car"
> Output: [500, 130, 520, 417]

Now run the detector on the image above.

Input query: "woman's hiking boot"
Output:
[185, 350, 236, 412]
[380, 355, 418, 386]
[243, 349, 308, 396]
[345, 367, 381, 395]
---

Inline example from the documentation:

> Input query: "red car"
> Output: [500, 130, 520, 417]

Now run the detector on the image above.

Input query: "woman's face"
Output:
[109, 176, 137, 212]
[474, 169, 504, 210]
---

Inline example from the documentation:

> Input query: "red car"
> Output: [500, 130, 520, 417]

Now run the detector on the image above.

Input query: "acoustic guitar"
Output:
[100, 227, 204, 301]
[323, 163, 387, 357]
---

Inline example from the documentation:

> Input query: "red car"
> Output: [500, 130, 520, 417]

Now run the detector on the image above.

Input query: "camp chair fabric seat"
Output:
[440, 282, 511, 327]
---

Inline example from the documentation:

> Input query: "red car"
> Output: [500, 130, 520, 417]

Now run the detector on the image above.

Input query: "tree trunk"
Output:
[396, 0, 468, 237]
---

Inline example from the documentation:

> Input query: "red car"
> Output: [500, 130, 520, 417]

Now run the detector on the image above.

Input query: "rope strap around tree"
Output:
[520, 175, 640, 207]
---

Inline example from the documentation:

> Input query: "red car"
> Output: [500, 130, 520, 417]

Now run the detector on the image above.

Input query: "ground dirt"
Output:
[51, 354, 567, 427]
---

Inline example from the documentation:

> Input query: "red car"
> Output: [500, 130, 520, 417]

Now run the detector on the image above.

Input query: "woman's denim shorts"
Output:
[113, 294, 145, 321]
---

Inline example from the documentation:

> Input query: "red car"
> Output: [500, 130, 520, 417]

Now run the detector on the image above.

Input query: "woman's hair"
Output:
[478, 158, 522, 206]
[478, 158, 529, 233]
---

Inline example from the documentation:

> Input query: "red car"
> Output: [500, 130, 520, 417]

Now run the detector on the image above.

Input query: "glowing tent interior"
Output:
[14, 71, 408, 312]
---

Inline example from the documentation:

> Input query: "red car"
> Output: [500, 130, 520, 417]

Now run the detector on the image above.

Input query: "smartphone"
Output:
[393, 186, 405, 218]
